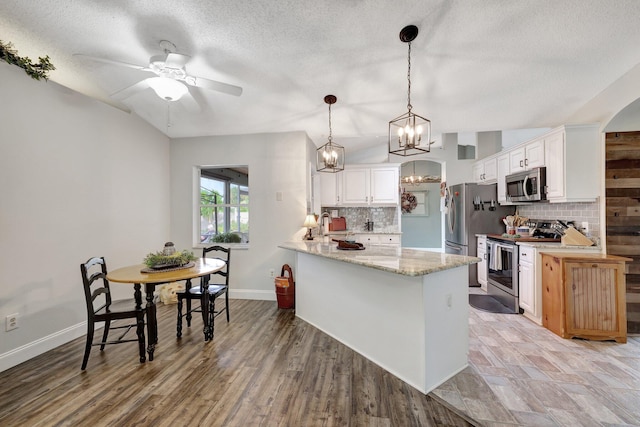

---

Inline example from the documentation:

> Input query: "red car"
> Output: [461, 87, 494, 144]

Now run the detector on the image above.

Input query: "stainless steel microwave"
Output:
[505, 167, 547, 202]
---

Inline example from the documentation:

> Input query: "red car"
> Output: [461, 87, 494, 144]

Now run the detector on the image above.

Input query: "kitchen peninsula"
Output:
[279, 241, 480, 393]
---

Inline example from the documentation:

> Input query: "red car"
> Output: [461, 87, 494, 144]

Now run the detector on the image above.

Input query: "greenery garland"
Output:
[143, 250, 197, 268]
[0, 40, 55, 81]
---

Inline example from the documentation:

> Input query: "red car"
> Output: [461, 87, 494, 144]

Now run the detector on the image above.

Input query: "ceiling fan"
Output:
[74, 40, 243, 106]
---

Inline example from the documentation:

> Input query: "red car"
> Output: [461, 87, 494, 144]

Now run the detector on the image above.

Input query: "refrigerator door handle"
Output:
[445, 242, 463, 253]
[447, 193, 456, 234]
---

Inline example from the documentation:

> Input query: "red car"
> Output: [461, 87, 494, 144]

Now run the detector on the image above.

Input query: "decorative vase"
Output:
[163, 242, 176, 256]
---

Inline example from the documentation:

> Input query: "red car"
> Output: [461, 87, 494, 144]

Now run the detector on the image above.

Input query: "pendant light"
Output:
[389, 25, 433, 156]
[400, 161, 440, 186]
[316, 95, 345, 173]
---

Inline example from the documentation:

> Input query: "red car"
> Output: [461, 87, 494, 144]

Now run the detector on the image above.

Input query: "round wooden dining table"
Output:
[107, 257, 225, 361]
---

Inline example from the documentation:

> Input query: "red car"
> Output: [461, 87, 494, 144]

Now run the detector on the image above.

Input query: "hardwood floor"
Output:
[0, 300, 473, 426]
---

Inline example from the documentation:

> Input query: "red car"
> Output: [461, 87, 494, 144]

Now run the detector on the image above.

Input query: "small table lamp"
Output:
[303, 214, 318, 240]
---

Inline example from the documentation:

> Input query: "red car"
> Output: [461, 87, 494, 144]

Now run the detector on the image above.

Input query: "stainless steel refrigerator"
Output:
[444, 183, 514, 286]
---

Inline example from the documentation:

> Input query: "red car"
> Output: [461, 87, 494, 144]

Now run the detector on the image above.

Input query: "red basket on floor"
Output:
[275, 264, 295, 309]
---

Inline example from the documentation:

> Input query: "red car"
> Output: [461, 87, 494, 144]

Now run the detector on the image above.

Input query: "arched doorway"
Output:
[400, 160, 442, 249]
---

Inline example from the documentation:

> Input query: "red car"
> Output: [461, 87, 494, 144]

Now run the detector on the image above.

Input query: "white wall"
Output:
[0, 62, 170, 371]
[169, 132, 312, 300]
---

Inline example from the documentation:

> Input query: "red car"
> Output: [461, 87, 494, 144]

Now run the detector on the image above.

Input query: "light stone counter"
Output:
[279, 240, 477, 394]
[279, 240, 479, 277]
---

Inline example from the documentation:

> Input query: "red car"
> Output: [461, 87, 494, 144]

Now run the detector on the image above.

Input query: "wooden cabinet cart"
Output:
[541, 253, 631, 343]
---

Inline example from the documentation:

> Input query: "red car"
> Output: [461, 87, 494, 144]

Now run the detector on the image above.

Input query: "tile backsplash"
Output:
[320, 206, 399, 232]
[516, 201, 600, 239]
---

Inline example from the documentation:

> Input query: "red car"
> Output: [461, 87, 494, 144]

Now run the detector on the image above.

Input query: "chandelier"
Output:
[400, 161, 440, 186]
[389, 25, 433, 156]
[316, 95, 345, 173]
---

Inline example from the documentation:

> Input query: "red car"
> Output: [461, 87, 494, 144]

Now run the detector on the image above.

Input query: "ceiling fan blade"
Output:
[110, 79, 151, 101]
[164, 53, 190, 69]
[180, 90, 202, 114]
[184, 76, 243, 97]
[73, 54, 152, 72]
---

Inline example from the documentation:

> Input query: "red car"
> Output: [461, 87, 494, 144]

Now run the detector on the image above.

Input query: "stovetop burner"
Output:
[527, 219, 564, 239]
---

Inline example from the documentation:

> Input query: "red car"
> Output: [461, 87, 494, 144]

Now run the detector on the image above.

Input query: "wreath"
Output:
[401, 192, 418, 214]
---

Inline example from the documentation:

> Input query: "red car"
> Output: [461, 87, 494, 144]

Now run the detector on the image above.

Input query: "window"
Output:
[198, 166, 249, 245]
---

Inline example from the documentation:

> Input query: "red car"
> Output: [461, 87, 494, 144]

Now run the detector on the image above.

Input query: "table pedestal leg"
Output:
[145, 283, 157, 361]
[201, 282, 210, 341]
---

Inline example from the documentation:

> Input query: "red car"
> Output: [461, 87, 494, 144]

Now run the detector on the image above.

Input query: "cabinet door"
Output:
[509, 147, 526, 172]
[472, 161, 484, 183]
[483, 157, 498, 182]
[509, 139, 544, 172]
[356, 234, 379, 245]
[342, 168, 369, 204]
[370, 167, 399, 204]
[519, 260, 534, 314]
[544, 130, 565, 200]
[518, 246, 536, 315]
[378, 234, 400, 245]
[320, 172, 342, 206]
[524, 139, 545, 169]
[477, 237, 487, 289]
[497, 153, 510, 203]
[564, 261, 624, 337]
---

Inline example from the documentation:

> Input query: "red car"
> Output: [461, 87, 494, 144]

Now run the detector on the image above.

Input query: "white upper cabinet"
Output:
[320, 172, 342, 206]
[496, 153, 510, 203]
[342, 168, 369, 204]
[370, 167, 399, 204]
[473, 156, 498, 184]
[342, 164, 400, 206]
[509, 138, 544, 172]
[543, 124, 599, 203]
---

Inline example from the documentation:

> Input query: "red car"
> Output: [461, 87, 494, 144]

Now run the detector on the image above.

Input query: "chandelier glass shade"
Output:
[389, 25, 433, 156]
[147, 76, 188, 101]
[400, 161, 440, 186]
[316, 95, 345, 173]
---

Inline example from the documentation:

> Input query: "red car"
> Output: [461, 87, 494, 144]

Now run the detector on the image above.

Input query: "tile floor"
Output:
[431, 295, 640, 426]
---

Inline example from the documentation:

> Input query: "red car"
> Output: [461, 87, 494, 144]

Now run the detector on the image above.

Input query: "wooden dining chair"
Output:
[176, 246, 230, 340]
[80, 257, 146, 370]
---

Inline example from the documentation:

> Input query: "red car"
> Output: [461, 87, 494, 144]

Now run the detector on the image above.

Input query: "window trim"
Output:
[193, 166, 250, 250]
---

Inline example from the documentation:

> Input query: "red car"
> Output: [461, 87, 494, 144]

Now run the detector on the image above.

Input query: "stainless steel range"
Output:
[486, 238, 520, 313]
[485, 219, 563, 313]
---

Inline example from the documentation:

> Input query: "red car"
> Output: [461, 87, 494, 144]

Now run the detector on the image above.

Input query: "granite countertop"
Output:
[324, 230, 402, 235]
[279, 241, 480, 277]
[515, 241, 601, 250]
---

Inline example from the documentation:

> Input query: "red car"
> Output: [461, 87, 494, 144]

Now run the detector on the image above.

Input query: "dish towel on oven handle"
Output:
[489, 243, 509, 271]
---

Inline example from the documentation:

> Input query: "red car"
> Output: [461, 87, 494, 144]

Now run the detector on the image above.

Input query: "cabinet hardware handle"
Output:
[520, 160, 524, 167]
[525, 158, 529, 166]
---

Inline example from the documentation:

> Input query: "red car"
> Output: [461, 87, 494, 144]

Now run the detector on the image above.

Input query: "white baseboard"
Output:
[229, 289, 276, 301]
[0, 322, 87, 373]
[0, 290, 276, 373]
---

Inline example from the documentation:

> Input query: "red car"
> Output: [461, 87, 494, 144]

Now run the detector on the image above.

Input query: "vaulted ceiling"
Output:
[2, 0, 640, 153]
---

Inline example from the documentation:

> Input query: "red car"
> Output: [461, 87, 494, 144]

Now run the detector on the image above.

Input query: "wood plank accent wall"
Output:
[605, 131, 640, 334]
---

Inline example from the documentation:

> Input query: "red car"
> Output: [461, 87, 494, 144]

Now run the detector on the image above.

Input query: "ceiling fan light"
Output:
[147, 77, 188, 101]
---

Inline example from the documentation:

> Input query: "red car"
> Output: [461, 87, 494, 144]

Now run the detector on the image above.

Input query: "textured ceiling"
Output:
[2, 0, 640, 152]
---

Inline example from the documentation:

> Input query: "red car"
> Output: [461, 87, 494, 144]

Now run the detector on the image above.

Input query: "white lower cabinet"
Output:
[517, 244, 600, 325]
[518, 246, 535, 314]
[477, 236, 487, 291]
[355, 234, 401, 246]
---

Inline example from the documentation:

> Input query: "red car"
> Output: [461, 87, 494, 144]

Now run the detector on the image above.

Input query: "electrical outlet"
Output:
[269, 269, 275, 278]
[446, 294, 452, 310]
[6, 313, 19, 331]
[581, 221, 589, 234]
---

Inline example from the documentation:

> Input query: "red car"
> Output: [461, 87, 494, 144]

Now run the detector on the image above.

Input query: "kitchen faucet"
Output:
[319, 212, 331, 236]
